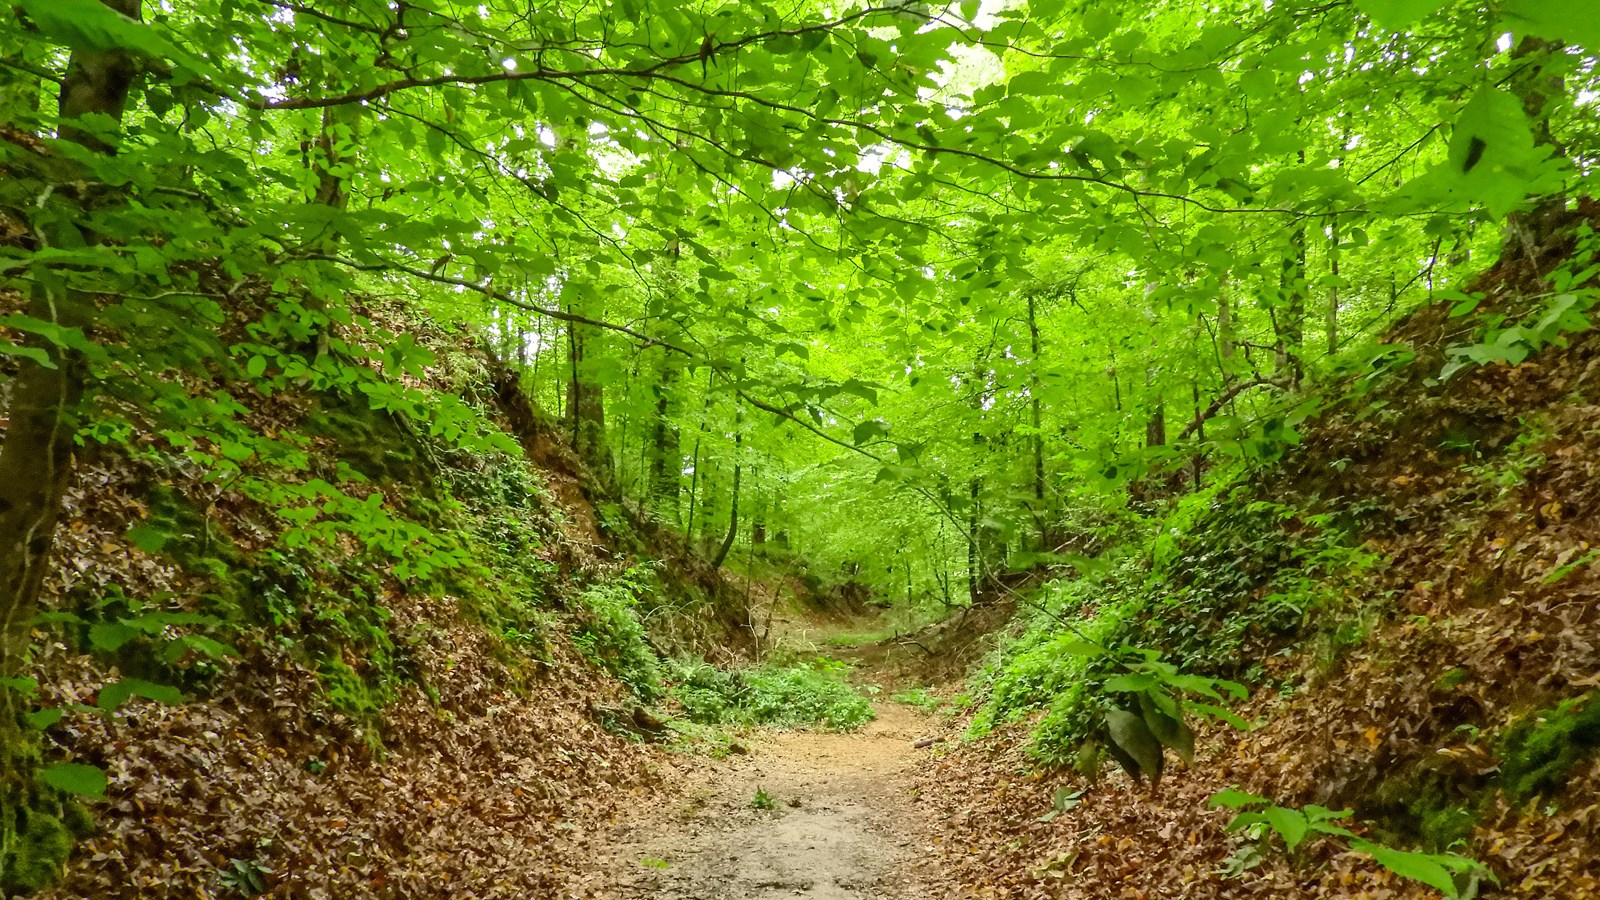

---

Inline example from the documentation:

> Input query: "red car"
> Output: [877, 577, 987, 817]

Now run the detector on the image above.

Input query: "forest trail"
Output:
[602, 702, 939, 899]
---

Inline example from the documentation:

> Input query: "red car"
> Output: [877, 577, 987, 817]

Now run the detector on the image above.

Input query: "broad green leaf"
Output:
[1104, 708, 1162, 782]
[98, 677, 184, 711]
[1502, 0, 1600, 50]
[0, 339, 55, 368]
[1209, 787, 1269, 810]
[25, 708, 66, 730]
[0, 676, 39, 695]
[88, 621, 141, 652]
[18, 0, 213, 78]
[1354, 840, 1461, 896]
[1103, 673, 1157, 693]
[1264, 806, 1310, 852]
[126, 522, 172, 553]
[852, 419, 890, 445]
[1137, 692, 1195, 764]
[1354, 0, 1446, 29]
[38, 762, 108, 797]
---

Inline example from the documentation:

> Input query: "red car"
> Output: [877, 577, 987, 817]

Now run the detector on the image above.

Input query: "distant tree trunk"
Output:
[750, 481, 767, 546]
[685, 368, 713, 542]
[967, 464, 980, 605]
[1026, 291, 1048, 549]
[1503, 36, 1572, 262]
[711, 397, 743, 567]
[1326, 216, 1340, 356]
[1217, 273, 1236, 379]
[2, 1, 141, 885]
[1144, 364, 1166, 449]
[1190, 382, 1204, 491]
[1276, 223, 1307, 389]
[647, 351, 681, 522]
[566, 310, 608, 472]
[528, 318, 544, 399]
[712, 453, 741, 567]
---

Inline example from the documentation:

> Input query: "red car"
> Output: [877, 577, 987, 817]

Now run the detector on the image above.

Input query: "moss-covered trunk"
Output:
[1, 2, 140, 890]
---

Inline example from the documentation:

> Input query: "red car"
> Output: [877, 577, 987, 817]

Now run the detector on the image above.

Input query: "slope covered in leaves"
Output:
[1, 282, 752, 898]
[913, 218, 1600, 898]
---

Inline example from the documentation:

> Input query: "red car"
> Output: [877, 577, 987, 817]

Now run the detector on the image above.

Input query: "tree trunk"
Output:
[1144, 364, 1166, 448]
[565, 309, 608, 472]
[647, 350, 681, 522]
[711, 454, 741, 568]
[2, 1, 142, 887]
[1026, 291, 1047, 549]
[684, 368, 713, 542]
[1217, 273, 1236, 379]
[1326, 216, 1340, 355]
[1503, 36, 1572, 263]
[967, 466, 980, 605]
[1276, 223, 1307, 389]
[711, 397, 743, 567]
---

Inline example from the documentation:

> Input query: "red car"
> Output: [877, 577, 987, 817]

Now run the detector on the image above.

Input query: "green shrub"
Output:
[574, 567, 663, 701]
[891, 687, 943, 713]
[665, 658, 874, 731]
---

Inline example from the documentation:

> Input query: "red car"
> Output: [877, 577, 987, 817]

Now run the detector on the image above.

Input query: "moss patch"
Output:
[1498, 690, 1600, 804]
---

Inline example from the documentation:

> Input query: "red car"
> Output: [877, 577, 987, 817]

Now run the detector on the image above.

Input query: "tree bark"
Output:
[1326, 215, 1340, 356]
[565, 308, 608, 472]
[710, 397, 743, 567]
[2, 0, 141, 688]
[1276, 223, 1307, 389]
[1026, 291, 1047, 549]
[647, 349, 681, 521]
[684, 368, 713, 543]
[2, 1, 141, 887]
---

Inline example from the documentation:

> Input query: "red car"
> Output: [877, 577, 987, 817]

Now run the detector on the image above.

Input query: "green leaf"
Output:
[18, 0, 209, 77]
[852, 419, 890, 445]
[1354, 0, 1446, 29]
[0, 339, 55, 368]
[1036, 786, 1084, 822]
[1104, 708, 1163, 782]
[37, 762, 107, 797]
[1209, 787, 1269, 810]
[177, 635, 240, 660]
[1137, 692, 1195, 764]
[1052, 639, 1109, 657]
[1264, 805, 1310, 852]
[25, 708, 65, 730]
[98, 677, 184, 712]
[0, 676, 38, 695]
[88, 622, 141, 652]
[1502, 0, 1600, 50]
[1102, 673, 1157, 693]
[125, 522, 172, 553]
[1354, 840, 1461, 896]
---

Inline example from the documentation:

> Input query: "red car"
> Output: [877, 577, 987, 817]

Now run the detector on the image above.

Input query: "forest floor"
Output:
[598, 700, 942, 899]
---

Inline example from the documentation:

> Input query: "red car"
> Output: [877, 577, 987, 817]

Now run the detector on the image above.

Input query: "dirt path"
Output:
[602, 703, 939, 899]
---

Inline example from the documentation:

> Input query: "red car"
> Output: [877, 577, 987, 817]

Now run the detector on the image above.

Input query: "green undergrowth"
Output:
[891, 687, 945, 714]
[665, 657, 875, 731]
[969, 483, 1385, 768]
[573, 564, 665, 701]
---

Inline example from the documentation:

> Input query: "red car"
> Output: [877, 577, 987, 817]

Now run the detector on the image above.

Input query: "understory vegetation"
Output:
[2, 0, 1598, 897]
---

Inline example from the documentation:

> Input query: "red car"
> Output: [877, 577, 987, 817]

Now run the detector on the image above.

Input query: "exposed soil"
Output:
[599, 702, 942, 899]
